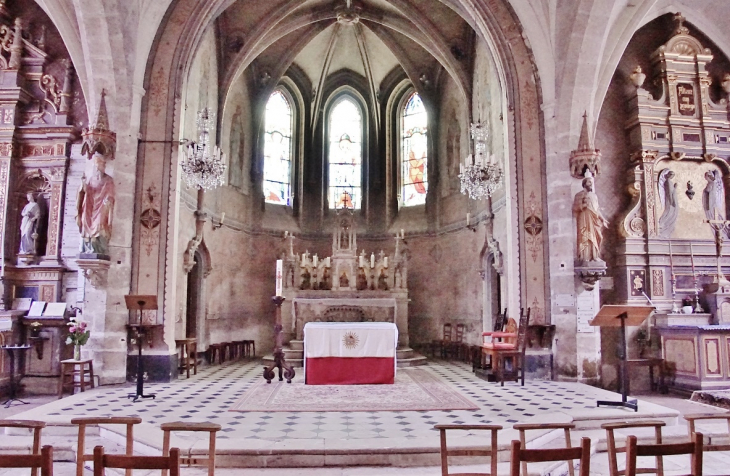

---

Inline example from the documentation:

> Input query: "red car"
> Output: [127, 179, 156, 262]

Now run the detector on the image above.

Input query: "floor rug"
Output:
[229, 367, 479, 412]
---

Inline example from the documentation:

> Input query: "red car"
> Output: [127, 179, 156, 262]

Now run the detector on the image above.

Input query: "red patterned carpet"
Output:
[230, 367, 478, 412]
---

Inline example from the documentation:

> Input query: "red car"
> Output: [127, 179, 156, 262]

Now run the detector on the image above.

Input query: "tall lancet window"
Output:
[328, 98, 362, 209]
[263, 90, 293, 206]
[401, 92, 428, 206]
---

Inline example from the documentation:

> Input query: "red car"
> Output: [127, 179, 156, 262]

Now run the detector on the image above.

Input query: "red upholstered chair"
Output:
[482, 308, 531, 386]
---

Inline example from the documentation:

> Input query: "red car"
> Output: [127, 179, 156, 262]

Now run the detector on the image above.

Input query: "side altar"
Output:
[270, 210, 424, 367]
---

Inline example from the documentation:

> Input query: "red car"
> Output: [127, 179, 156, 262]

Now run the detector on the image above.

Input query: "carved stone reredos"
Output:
[569, 112, 601, 179]
[81, 90, 116, 160]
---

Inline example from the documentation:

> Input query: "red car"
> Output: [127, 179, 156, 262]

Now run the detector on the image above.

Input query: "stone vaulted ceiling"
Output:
[216, 0, 474, 104]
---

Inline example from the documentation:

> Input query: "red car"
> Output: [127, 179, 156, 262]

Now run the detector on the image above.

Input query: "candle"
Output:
[359, 255, 365, 268]
[384, 257, 388, 268]
[401, 229, 405, 239]
[275, 259, 283, 296]
[220, 212, 225, 224]
[301, 253, 306, 267]
[668, 240, 674, 273]
[284, 230, 288, 238]
[313, 254, 318, 267]
[325, 257, 330, 267]
[690, 242, 696, 276]
[466, 213, 470, 226]
[371, 252, 375, 268]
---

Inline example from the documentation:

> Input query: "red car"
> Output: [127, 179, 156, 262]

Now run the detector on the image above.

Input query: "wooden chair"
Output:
[242, 339, 255, 357]
[161, 421, 221, 476]
[513, 422, 576, 476]
[510, 437, 590, 476]
[207, 343, 222, 364]
[434, 424, 502, 476]
[625, 432, 703, 476]
[482, 308, 531, 386]
[93, 445, 180, 476]
[431, 323, 453, 358]
[71, 416, 142, 476]
[684, 412, 730, 452]
[602, 420, 666, 476]
[58, 358, 95, 398]
[0, 445, 53, 476]
[175, 338, 197, 378]
[444, 323, 466, 360]
[0, 420, 47, 476]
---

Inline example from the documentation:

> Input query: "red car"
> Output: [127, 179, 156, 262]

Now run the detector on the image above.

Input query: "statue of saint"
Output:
[572, 175, 608, 264]
[377, 268, 389, 291]
[19, 192, 40, 255]
[356, 267, 368, 290]
[76, 153, 115, 255]
[300, 269, 311, 290]
[657, 169, 679, 238]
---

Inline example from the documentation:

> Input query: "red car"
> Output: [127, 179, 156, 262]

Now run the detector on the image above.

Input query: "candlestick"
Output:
[275, 259, 283, 297]
[370, 252, 375, 268]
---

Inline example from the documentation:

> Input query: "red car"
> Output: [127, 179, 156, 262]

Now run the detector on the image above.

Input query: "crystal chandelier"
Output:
[180, 108, 226, 190]
[459, 122, 504, 200]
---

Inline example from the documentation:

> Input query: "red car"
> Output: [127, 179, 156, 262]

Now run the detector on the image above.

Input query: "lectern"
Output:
[590, 305, 654, 411]
[124, 295, 158, 402]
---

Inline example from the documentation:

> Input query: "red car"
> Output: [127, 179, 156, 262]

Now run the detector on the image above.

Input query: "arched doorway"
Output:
[186, 250, 203, 339]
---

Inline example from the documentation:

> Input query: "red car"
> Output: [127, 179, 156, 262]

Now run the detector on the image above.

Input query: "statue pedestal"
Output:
[575, 260, 607, 291]
[76, 257, 124, 385]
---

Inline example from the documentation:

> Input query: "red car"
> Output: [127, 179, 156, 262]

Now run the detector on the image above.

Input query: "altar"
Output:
[277, 209, 410, 348]
[304, 322, 398, 385]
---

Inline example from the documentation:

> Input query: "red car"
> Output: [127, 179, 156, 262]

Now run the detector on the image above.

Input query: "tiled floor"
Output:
[5, 359, 730, 474]
[28, 359, 626, 441]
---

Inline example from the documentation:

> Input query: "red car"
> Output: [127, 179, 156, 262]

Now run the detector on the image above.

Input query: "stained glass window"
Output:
[263, 90, 293, 205]
[328, 98, 362, 209]
[401, 92, 428, 206]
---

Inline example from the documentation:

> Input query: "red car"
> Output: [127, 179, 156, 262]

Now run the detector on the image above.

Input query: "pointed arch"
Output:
[327, 94, 364, 210]
[263, 89, 295, 206]
[399, 91, 428, 207]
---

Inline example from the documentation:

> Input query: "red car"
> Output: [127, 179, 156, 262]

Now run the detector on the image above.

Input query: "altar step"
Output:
[262, 342, 427, 368]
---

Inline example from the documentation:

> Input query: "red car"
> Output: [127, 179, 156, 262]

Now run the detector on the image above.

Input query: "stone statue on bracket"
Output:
[657, 168, 679, 238]
[77, 90, 116, 259]
[573, 172, 608, 265]
[77, 153, 115, 256]
[19, 192, 41, 255]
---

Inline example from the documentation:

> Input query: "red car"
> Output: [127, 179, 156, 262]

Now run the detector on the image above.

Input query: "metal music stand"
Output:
[125, 295, 158, 402]
[590, 305, 654, 412]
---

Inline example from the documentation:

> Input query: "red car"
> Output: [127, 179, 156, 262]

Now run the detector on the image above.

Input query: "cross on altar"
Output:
[704, 210, 730, 285]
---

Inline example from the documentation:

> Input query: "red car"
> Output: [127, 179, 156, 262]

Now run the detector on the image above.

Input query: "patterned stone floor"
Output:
[32, 359, 620, 441]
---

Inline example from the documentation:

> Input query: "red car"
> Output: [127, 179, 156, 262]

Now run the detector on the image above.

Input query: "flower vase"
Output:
[74, 344, 81, 361]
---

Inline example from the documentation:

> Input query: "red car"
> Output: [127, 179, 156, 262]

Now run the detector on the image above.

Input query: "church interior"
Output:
[4, 0, 730, 474]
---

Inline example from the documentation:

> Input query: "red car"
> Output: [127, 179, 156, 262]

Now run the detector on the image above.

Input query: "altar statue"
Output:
[19, 192, 41, 255]
[657, 169, 678, 238]
[703, 169, 726, 222]
[76, 154, 115, 255]
[573, 174, 608, 263]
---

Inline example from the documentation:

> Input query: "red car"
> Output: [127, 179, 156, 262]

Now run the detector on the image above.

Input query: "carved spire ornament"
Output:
[569, 112, 601, 179]
[81, 90, 116, 160]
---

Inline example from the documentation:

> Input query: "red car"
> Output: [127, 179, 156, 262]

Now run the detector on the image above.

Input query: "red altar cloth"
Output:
[304, 322, 398, 385]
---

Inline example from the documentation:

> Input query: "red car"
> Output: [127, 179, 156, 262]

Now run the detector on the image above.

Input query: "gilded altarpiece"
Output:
[615, 15, 730, 390]
[0, 12, 78, 306]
